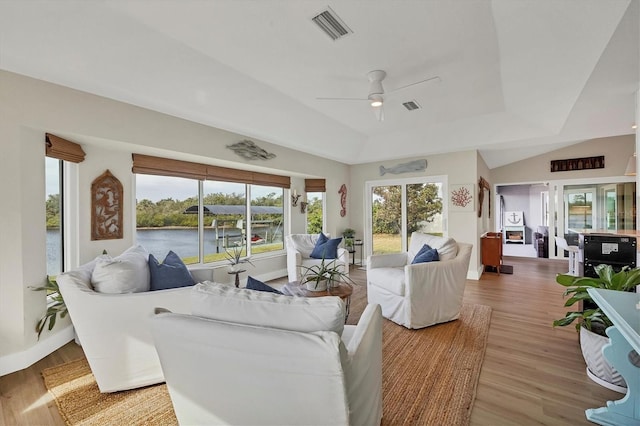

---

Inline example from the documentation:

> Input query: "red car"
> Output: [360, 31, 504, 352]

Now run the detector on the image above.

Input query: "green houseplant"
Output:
[342, 228, 355, 250]
[554, 264, 640, 391]
[554, 264, 640, 335]
[225, 245, 254, 271]
[31, 276, 68, 340]
[300, 257, 355, 292]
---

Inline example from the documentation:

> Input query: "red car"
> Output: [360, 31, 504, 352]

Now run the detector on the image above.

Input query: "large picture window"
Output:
[133, 154, 288, 265]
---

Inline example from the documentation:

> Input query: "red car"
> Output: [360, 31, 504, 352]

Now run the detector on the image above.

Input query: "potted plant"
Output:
[300, 257, 355, 292]
[343, 228, 355, 250]
[554, 264, 640, 391]
[225, 245, 254, 272]
[31, 276, 68, 340]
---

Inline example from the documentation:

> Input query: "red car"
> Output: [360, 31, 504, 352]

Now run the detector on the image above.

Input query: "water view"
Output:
[47, 228, 282, 274]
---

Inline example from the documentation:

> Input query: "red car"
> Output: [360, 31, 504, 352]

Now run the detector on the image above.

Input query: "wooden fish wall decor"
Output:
[227, 140, 276, 161]
[379, 159, 427, 176]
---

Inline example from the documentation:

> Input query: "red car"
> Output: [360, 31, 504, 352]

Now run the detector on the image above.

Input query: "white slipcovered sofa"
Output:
[151, 282, 383, 426]
[285, 233, 349, 282]
[367, 232, 473, 329]
[57, 254, 212, 393]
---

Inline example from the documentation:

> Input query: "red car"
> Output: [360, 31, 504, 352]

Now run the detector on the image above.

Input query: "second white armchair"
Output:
[285, 233, 349, 282]
[367, 232, 472, 329]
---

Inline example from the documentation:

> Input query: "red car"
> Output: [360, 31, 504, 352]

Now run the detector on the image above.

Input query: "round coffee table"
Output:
[281, 281, 353, 321]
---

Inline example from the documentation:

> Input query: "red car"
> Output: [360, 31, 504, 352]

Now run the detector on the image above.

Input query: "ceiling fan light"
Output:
[370, 95, 383, 107]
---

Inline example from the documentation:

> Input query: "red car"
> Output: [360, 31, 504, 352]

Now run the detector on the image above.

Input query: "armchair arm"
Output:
[286, 247, 302, 282]
[368, 252, 408, 269]
[337, 247, 349, 276]
[343, 304, 383, 426]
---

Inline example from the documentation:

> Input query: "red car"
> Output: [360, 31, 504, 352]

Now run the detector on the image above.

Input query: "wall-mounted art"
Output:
[338, 184, 347, 217]
[91, 170, 123, 240]
[550, 156, 604, 172]
[379, 159, 427, 176]
[450, 184, 474, 212]
[226, 139, 276, 160]
[478, 177, 491, 218]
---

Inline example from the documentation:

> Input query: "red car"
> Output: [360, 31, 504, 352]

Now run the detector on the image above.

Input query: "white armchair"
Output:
[285, 234, 349, 282]
[151, 282, 383, 426]
[57, 259, 213, 393]
[367, 232, 473, 329]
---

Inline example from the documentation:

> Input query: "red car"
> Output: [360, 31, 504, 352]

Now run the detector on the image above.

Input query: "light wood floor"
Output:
[0, 256, 621, 425]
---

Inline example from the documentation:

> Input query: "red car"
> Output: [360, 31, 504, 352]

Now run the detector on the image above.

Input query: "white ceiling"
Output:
[0, 0, 637, 168]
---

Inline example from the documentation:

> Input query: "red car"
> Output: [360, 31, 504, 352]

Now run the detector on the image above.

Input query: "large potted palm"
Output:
[300, 257, 354, 292]
[554, 264, 640, 392]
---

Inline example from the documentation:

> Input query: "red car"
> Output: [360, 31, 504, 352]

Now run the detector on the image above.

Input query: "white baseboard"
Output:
[0, 325, 75, 376]
[467, 266, 483, 280]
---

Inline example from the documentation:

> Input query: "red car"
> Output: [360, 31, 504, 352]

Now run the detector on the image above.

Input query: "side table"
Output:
[227, 269, 246, 288]
[351, 240, 363, 266]
[281, 281, 353, 322]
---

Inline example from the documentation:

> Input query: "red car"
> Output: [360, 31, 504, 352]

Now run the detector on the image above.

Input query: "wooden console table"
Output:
[586, 288, 640, 426]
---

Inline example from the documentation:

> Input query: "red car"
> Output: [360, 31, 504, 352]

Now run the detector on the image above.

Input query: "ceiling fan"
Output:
[316, 70, 440, 122]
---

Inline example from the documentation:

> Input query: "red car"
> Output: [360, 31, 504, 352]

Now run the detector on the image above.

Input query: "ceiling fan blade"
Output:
[316, 97, 370, 101]
[389, 76, 441, 94]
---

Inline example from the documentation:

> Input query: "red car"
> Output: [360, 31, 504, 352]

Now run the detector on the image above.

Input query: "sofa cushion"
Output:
[246, 276, 282, 294]
[91, 245, 150, 293]
[191, 281, 345, 335]
[367, 267, 406, 296]
[149, 251, 196, 291]
[310, 233, 342, 259]
[411, 244, 439, 264]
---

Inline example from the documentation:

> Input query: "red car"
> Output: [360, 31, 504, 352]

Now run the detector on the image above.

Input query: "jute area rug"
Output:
[42, 303, 491, 426]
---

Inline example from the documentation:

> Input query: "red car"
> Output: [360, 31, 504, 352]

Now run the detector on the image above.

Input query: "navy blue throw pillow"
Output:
[246, 276, 283, 294]
[310, 233, 342, 259]
[411, 244, 440, 264]
[149, 251, 196, 291]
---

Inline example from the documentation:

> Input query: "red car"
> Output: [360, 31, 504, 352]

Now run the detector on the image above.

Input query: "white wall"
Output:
[0, 70, 350, 368]
[491, 135, 635, 184]
[350, 150, 482, 278]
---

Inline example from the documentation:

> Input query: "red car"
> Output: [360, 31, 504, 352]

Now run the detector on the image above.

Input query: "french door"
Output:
[366, 176, 447, 257]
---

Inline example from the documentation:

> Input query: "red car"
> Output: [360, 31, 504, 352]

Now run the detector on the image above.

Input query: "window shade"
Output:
[45, 133, 86, 163]
[132, 153, 290, 188]
[305, 179, 326, 192]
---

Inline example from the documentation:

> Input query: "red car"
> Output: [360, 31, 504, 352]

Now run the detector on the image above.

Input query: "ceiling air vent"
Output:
[402, 100, 421, 111]
[312, 7, 353, 41]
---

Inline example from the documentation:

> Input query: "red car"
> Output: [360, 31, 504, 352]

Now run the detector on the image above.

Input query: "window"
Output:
[306, 192, 324, 233]
[250, 185, 284, 254]
[46, 157, 63, 277]
[133, 155, 289, 265]
[136, 174, 200, 264]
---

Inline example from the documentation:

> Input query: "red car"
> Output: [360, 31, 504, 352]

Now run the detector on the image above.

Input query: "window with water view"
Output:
[136, 174, 284, 264]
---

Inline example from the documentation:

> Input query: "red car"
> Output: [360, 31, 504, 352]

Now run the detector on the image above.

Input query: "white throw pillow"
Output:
[191, 281, 345, 335]
[287, 234, 321, 258]
[91, 245, 150, 293]
[409, 233, 459, 262]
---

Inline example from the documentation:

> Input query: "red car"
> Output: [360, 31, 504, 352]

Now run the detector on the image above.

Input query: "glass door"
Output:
[371, 185, 402, 254]
[565, 189, 595, 232]
[368, 177, 445, 256]
[602, 185, 617, 231]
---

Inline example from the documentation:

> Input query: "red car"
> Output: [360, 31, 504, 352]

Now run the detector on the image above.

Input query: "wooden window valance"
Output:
[45, 133, 86, 163]
[132, 153, 290, 188]
[305, 178, 326, 192]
